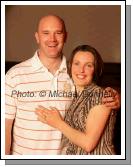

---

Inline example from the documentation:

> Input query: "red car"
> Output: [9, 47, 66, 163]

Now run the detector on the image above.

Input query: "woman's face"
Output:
[71, 51, 95, 88]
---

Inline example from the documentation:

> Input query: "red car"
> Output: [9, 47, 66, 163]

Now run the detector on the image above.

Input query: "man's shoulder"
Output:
[6, 57, 33, 77]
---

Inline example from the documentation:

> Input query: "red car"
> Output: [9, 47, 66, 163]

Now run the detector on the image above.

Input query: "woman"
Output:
[35, 45, 117, 155]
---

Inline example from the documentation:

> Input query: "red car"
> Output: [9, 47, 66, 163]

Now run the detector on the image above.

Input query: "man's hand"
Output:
[102, 87, 121, 110]
[5, 119, 14, 155]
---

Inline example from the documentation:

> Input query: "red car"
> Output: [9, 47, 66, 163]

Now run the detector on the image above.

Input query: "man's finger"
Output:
[102, 97, 115, 103]
[104, 101, 118, 108]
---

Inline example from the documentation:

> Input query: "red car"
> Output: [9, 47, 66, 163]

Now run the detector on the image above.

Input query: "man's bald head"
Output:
[35, 14, 67, 59]
[36, 15, 67, 34]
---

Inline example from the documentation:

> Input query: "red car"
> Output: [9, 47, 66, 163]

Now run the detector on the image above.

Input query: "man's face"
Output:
[35, 16, 66, 58]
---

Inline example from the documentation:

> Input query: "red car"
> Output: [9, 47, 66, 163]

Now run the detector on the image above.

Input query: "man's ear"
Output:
[35, 32, 39, 44]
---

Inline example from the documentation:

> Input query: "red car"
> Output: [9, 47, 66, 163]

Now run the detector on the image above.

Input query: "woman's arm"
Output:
[35, 105, 111, 152]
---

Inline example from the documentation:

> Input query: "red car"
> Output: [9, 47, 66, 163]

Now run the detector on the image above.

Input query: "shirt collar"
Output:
[57, 55, 67, 74]
[31, 50, 67, 74]
[31, 51, 44, 71]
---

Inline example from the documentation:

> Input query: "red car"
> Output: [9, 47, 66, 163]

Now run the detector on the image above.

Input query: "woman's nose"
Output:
[79, 66, 85, 73]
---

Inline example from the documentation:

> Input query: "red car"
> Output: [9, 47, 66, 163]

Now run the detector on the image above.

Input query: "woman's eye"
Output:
[87, 64, 93, 67]
[74, 62, 79, 65]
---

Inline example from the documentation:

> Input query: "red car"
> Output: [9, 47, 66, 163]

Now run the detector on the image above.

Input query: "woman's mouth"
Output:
[76, 74, 86, 79]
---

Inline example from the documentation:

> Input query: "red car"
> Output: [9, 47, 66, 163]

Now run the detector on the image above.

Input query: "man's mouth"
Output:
[48, 44, 57, 48]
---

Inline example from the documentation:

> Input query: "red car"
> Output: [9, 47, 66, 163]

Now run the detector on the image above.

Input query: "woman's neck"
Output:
[75, 82, 94, 93]
[76, 85, 85, 93]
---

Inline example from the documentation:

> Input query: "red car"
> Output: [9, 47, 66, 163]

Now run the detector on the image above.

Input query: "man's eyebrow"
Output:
[56, 30, 63, 31]
[42, 30, 49, 32]
[41, 30, 63, 32]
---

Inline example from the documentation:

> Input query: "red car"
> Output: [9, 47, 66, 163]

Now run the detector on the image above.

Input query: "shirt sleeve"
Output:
[5, 71, 17, 119]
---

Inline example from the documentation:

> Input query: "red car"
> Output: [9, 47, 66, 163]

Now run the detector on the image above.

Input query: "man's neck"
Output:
[38, 51, 62, 75]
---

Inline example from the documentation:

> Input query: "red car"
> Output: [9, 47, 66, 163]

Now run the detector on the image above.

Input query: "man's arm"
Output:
[5, 118, 14, 155]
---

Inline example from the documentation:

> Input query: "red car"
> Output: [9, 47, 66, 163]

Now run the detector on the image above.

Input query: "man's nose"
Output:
[49, 33, 56, 41]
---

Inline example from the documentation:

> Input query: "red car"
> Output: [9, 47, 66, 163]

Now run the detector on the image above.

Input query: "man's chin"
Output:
[48, 52, 62, 58]
[48, 54, 60, 58]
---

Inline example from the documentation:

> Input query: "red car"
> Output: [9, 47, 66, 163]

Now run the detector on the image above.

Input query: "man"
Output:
[5, 15, 120, 155]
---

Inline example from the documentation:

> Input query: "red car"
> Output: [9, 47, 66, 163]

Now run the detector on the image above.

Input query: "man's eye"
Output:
[56, 32, 62, 34]
[43, 32, 49, 34]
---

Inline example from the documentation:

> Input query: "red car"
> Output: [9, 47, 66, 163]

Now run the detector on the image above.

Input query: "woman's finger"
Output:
[35, 107, 49, 115]
[35, 110, 44, 118]
[49, 106, 58, 113]
[37, 116, 47, 124]
[38, 105, 50, 111]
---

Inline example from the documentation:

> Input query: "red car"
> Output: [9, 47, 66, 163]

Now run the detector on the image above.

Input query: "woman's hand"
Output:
[35, 105, 63, 129]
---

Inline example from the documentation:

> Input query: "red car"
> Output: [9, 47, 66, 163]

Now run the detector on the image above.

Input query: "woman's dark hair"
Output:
[68, 45, 104, 83]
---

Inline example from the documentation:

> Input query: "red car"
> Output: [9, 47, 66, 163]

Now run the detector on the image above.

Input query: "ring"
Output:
[43, 115, 47, 119]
